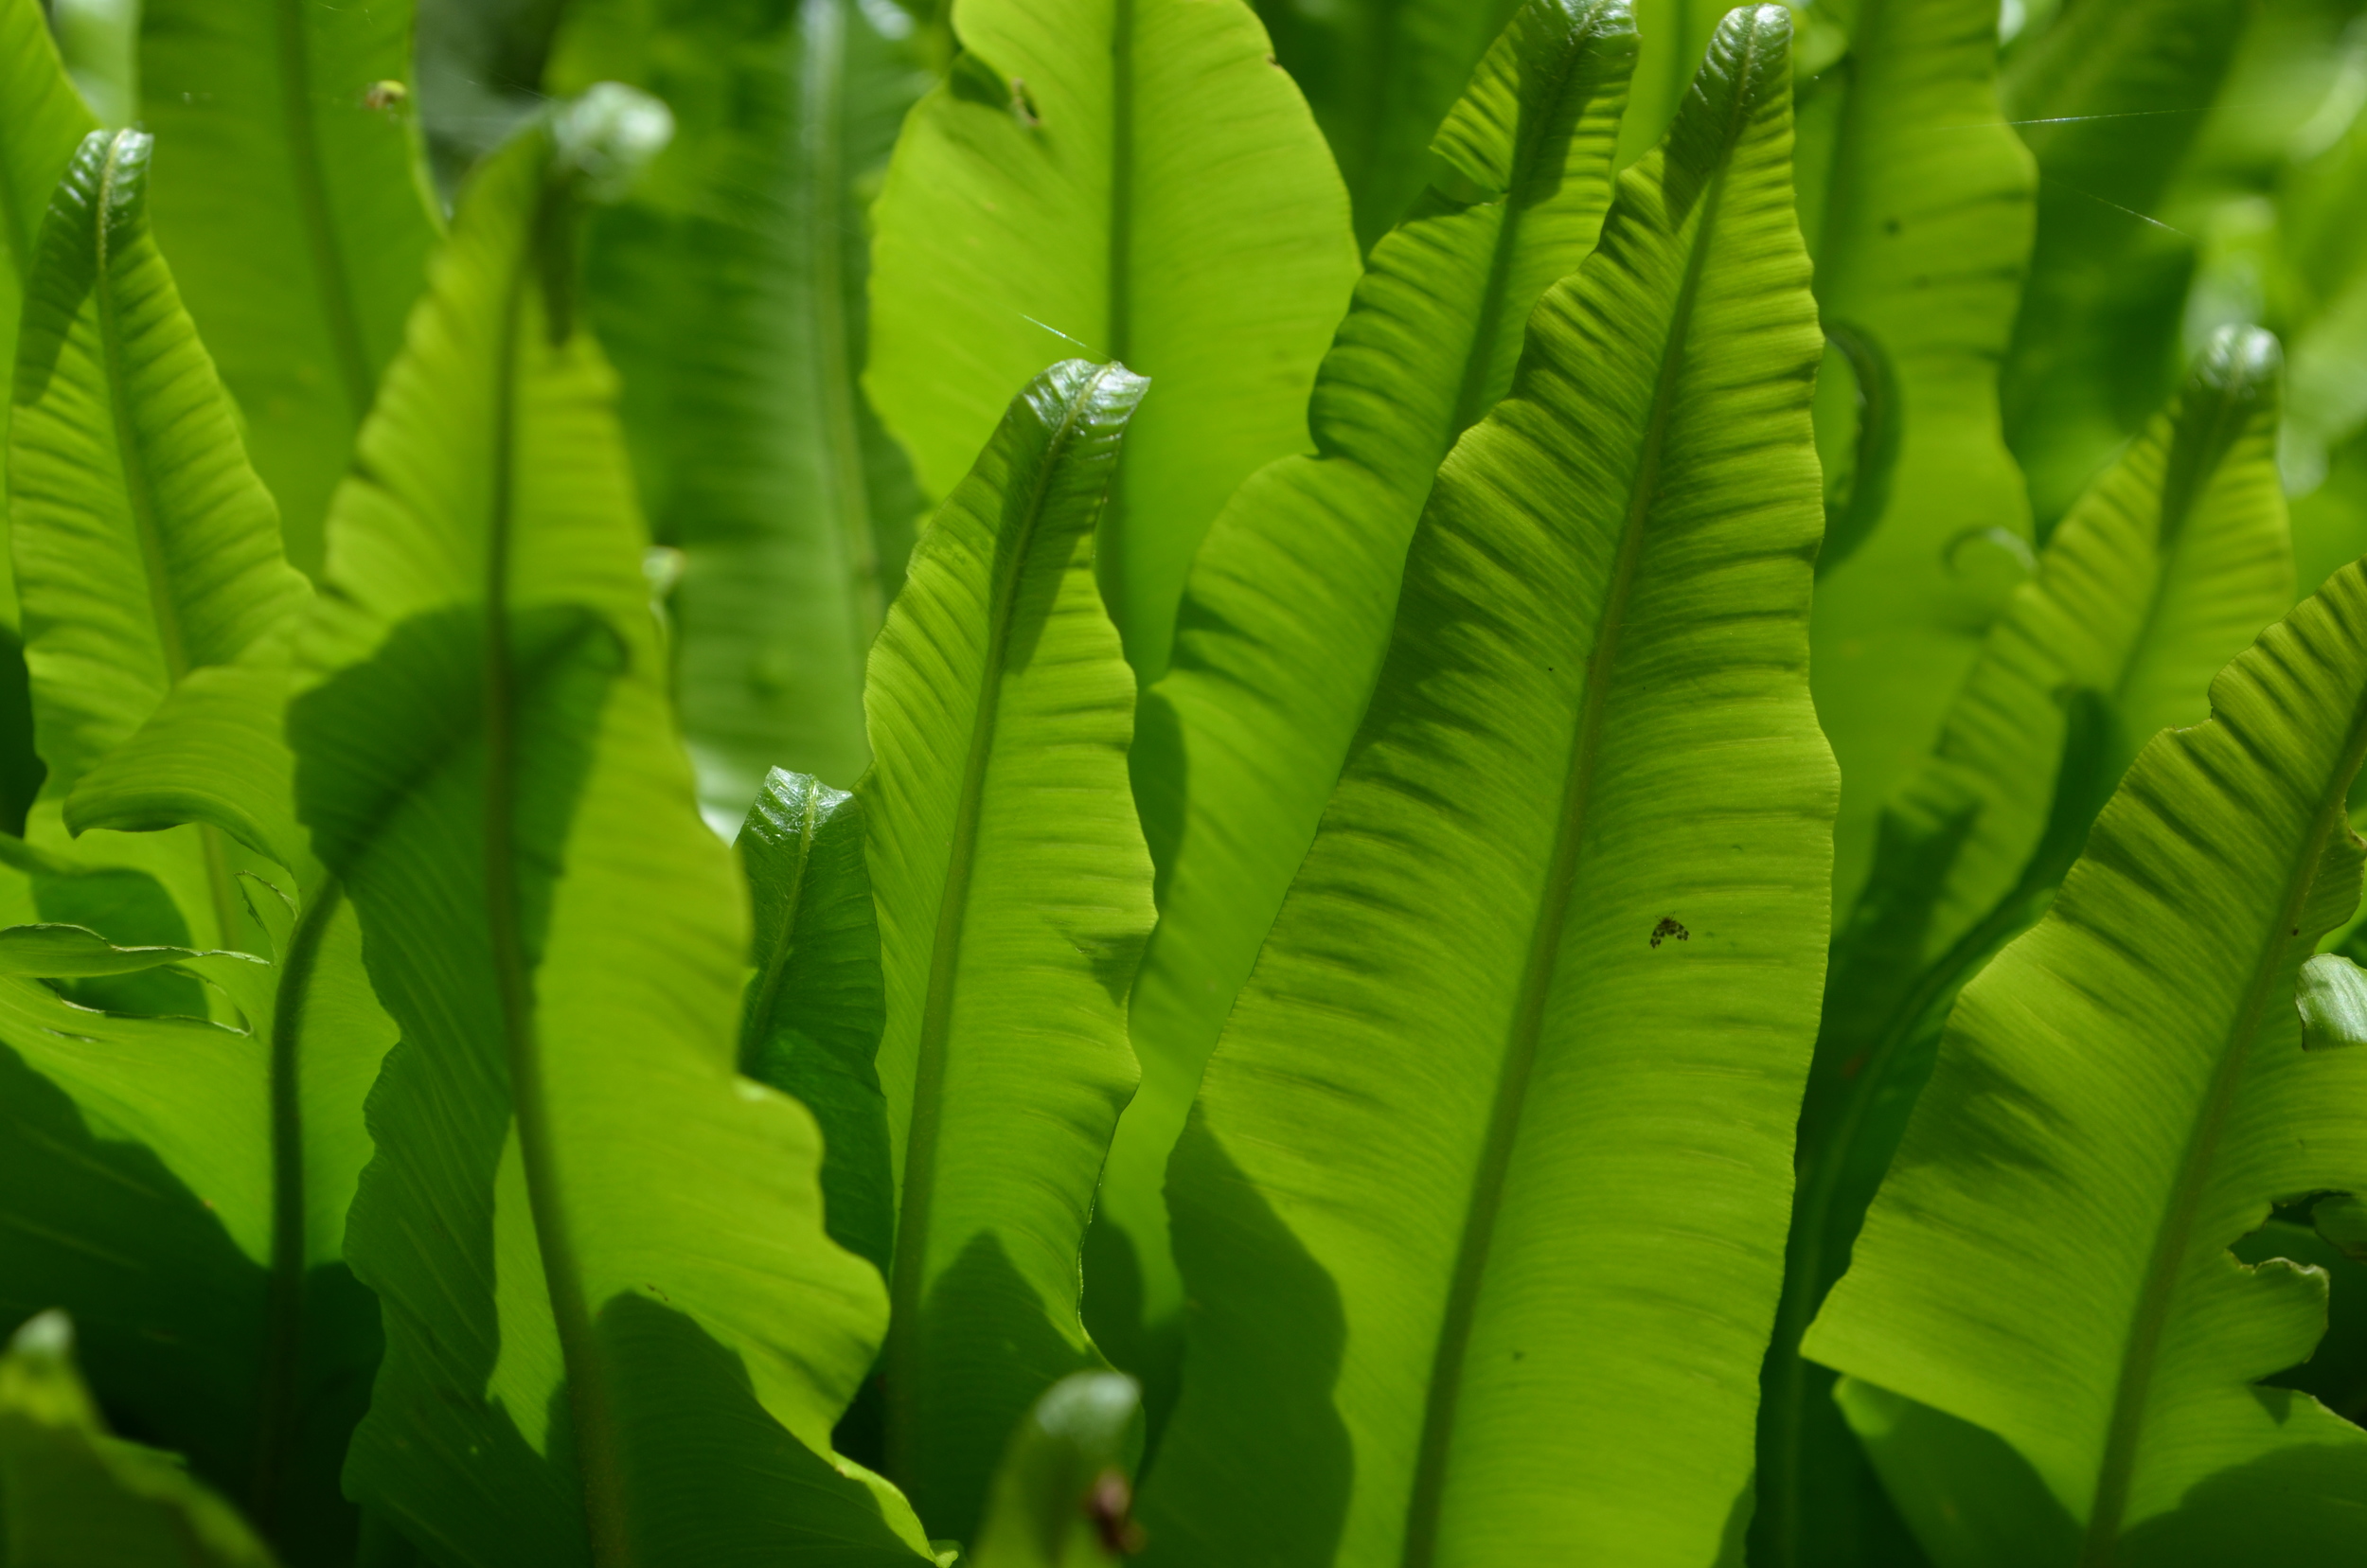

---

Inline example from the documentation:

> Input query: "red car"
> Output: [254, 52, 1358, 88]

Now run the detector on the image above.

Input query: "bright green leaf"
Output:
[0, 918, 235, 975]
[1142, 11, 1833, 1563]
[1806, 561, 2367, 1560]
[1103, 0, 1638, 1421]
[291, 91, 933, 1566]
[0, 1310, 278, 1568]
[136, 0, 444, 577]
[8, 128, 310, 950]
[866, 0, 1360, 676]
[860, 358, 1154, 1540]
[1762, 323, 2296, 1566]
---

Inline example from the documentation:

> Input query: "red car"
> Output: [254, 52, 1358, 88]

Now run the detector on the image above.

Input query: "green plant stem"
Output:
[489, 178, 632, 1568]
[250, 875, 343, 1532]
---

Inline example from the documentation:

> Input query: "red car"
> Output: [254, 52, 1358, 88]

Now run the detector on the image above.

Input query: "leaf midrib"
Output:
[250, 876, 343, 1533]
[1762, 376, 2262, 1564]
[883, 367, 1121, 1480]
[1396, 51, 1759, 1568]
[91, 134, 245, 948]
[2078, 680, 2367, 1560]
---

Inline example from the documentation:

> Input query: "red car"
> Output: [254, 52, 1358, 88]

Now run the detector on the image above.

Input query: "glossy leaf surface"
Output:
[1806, 562, 2367, 1560]
[1144, 11, 1833, 1564]
[138, 0, 443, 577]
[739, 766, 894, 1281]
[1103, 0, 1639, 1408]
[866, 0, 1360, 675]
[292, 95, 932, 1567]
[1760, 326, 2295, 1568]
[861, 358, 1154, 1541]
[553, 0, 929, 826]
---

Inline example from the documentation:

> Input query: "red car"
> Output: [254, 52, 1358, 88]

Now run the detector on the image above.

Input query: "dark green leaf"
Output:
[739, 766, 894, 1282]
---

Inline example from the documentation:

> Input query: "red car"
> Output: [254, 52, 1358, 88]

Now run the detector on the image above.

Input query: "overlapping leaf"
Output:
[1798, 0, 2038, 916]
[1102, 0, 1638, 1417]
[137, 0, 443, 576]
[859, 358, 1154, 1541]
[1806, 562, 2367, 1561]
[1142, 11, 1833, 1563]
[1252, 0, 1523, 249]
[291, 90, 933, 1567]
[551, 0, 929, 826]
[1758, 325, 2296, 1568]
[739, 767, 894, 1281]
[865, 0, 1360, 674]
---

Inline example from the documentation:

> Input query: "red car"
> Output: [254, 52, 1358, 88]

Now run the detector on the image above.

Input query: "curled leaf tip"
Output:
[2296, 953, 2367, 1050]
[9, 1309, 74, 1360]
[2191, 322, 2284, 403]
[553, 82, 674, 201]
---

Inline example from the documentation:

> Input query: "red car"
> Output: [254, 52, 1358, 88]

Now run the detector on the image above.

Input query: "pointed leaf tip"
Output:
[1667, 6, 1792, 177]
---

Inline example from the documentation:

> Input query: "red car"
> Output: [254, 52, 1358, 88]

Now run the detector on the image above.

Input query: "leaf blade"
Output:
[862, 358, 1155, 1540]
[1142, 10, 1834, 1562]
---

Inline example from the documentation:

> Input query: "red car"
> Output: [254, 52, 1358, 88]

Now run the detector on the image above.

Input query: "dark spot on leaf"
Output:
[1511, 1349, 1525, 1362]
[1650, 917, 1688, 949]
[1884, 216, 1901, 235]
[1841, 1052, 1867, 1078]
[1086, 1468, 1147, 1555]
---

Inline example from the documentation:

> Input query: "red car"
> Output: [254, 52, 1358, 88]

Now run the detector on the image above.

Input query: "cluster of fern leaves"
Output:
[1, 0, 2364, 1566]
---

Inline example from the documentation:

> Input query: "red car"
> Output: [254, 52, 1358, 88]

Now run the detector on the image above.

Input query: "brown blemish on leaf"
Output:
[1650, 917, 1688, 949]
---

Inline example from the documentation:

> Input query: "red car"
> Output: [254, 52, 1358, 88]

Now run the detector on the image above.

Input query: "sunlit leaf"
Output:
[860, 358, 1154, 1540]
[1102, 0, 1638, 1428]
[1142, 11, 1833, 1563]
[1806, 561, 2367, 1561]
[866, 0, 1360, 675]
[137, 0, 443, 576]
[292, 86, 934, 1566]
